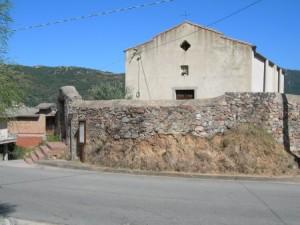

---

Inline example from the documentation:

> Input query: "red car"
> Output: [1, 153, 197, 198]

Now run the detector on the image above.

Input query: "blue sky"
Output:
[7, 0, 300, 73]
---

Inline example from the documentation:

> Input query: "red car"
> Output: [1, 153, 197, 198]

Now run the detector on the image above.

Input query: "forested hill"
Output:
[3, 64, 124, 106]
[285, 70, 300, 95]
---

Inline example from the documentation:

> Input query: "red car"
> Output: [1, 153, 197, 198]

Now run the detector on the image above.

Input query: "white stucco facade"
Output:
[251, 53, 265, 92]
[125, 21, 285, 100]
[251, 53, 285, 94]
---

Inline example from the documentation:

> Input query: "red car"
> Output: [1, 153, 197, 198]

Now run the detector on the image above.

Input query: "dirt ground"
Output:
[87, 124, 299, 176]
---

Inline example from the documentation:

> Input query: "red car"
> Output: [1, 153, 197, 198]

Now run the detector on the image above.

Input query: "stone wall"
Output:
[66, 92, 300, 161]
[57, 86, 82, 159]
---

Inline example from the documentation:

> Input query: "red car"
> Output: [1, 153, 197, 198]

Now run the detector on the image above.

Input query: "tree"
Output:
[0, 0, 22, 117]
[88, 79, 132, 100]
[0, 66, 22, 116]
[0, 0, 11, 61]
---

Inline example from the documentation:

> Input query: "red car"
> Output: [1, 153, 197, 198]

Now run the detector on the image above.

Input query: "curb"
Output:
[0, 218, 58, 225]
[36, 160, 300, 183]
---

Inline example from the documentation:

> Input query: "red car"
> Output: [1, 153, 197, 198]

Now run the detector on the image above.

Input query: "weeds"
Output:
[9, 146, 32, 160]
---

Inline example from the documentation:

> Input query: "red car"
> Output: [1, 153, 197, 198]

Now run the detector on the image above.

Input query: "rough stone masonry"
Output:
[57, 86, 300, 166]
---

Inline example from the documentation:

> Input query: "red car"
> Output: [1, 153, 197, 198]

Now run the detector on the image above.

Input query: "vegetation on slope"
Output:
[88, 124, 298, 175]
[4, 64, 124, 106]
[88, 80, 132, 100]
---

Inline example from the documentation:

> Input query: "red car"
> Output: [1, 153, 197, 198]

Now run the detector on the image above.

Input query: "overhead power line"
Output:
[12, 0, 175, 32]
[106, 0, 264, 71]
[131, 0, 264, 55]
[207, 0, 264, 27]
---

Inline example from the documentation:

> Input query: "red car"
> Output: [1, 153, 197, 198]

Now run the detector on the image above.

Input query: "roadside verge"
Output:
[36, 160, 300, 183]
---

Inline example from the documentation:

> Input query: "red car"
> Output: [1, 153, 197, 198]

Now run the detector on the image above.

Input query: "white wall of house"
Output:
[274, 66, 279, 92]
[251, 54, 284, 93]
[264, 61, 271, 92]
[280, 69, 285, 93]
[265, 62, 278, 92]
[251, 54, 265, 92]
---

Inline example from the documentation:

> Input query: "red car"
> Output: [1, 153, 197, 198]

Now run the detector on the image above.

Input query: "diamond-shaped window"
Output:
[180, 40, 191, 51]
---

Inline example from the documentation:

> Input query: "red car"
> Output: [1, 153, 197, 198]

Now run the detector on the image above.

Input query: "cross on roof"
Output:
[180, 11, 191, 20]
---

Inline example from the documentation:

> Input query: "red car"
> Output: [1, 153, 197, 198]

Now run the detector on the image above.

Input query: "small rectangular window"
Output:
[181, 65, 189, 76]
[176, 90, 194, 100]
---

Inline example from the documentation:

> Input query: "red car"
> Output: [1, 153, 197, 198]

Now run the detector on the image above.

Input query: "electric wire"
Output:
[12, 0, 264, 72]
[135, 0, 264, 55]
[106, 0, 264, 71]
[12, 0, 175, 32]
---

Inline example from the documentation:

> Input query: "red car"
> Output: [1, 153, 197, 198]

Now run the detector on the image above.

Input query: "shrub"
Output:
[88, 79, 132, 100]
[9, 146, 32, 160]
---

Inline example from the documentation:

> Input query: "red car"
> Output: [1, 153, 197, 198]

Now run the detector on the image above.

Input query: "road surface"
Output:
[0, 161, 299, 225]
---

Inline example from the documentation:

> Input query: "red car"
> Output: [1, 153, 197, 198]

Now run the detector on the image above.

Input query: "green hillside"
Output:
[2, 64, 299, 107]
[3, 64, 124, 106]
[285, 70, 300, 95]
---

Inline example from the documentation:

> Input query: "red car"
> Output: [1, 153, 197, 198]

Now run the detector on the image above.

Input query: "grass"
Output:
[47, 134, 60, 142]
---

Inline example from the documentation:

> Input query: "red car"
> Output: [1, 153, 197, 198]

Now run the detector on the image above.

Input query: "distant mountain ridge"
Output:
[4, 64, 124, 106]
[285, 70, 300, 95]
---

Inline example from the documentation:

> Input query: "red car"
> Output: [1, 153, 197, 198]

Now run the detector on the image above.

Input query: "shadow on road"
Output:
[0, 202, 16, 217]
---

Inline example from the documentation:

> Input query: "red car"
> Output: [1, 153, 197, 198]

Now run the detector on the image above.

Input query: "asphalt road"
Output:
[0, 161, 299, 225]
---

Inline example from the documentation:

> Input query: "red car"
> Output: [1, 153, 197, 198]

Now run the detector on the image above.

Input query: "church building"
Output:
[125, 21, 285, 100]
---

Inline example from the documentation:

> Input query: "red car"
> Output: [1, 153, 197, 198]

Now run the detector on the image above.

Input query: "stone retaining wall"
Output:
[62, 90, 300, 160]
